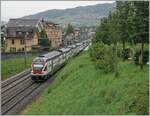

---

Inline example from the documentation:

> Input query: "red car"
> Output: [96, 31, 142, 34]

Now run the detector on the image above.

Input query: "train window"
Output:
[33, 58, 45, 64]
[33, 65, 43, 70]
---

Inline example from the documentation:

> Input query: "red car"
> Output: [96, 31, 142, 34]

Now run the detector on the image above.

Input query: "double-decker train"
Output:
[31, 40, 90, 81]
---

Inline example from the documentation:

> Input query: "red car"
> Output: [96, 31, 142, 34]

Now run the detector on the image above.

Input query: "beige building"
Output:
[4, 18, 43, 52]
[42, 21, 62, 48]
[4, 19, 62, 52]
[5, 31, 39, 52]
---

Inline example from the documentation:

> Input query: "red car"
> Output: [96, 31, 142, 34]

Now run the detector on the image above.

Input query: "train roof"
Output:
[57, 47, 71, 53]
[67, 45, 76, 48]
[76, 43, 82, 46]
[38, 51, 61, 59]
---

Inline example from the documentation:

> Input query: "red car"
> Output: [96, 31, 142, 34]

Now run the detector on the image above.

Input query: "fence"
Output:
[1, 51, 47, 60]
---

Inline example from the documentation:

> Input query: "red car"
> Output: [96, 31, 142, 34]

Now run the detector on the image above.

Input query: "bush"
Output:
[117, 44, 123, 58]
[122, 48, 134, 60]
[32, 45, 41, 52]
[41, 47, 50, 51]
[39, 38, 51, 47]
[89, 43, 117, 73]
[134, 50, 149, 65]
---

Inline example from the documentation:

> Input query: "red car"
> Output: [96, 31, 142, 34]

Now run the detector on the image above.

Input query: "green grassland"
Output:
[23, 52, 149, 115]
[1, 56, 35, 80]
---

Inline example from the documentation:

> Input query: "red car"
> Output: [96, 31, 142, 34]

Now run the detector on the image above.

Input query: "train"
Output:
[31, 40, 90, 81]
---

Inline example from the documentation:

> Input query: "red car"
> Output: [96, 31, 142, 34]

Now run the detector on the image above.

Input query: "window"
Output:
[18, 32, 22, 35]
[10, 47, 16, 52]
[12, 39, 15, 44]
[33, 58, 45, 64]
[12, 32, 16, 37]
[20, 39, 25, 45]
[22, 48, 24, 51]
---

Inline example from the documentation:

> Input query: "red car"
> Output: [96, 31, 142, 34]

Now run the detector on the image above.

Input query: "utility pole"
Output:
[24, 31, 28, 68]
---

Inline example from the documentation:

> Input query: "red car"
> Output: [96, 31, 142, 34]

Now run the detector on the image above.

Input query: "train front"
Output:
[31, 57, 48, 81]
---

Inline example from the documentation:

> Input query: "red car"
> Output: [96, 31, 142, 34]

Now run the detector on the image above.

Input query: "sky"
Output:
[1, 1, 115, 22]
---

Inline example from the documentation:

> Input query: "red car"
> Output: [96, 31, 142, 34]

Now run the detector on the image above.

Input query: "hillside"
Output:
[23, 52, 148, 115]
[23, 3, 116, 27]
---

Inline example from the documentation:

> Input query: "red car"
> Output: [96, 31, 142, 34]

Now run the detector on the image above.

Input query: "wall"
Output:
[44, 24, 62, 48]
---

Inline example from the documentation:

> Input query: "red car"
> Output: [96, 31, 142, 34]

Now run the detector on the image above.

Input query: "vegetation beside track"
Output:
[23, 52, 149, 115]
[1, 56, 35, 80]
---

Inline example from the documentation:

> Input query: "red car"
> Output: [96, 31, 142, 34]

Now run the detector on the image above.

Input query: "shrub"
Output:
[89, 43, 117, 73]
[134, 50, 149, 65]
[32, 45, 41, 52]
[41, 47, 50, 51]
[39, 38, 51, 47]
[122, 48, 134, 60]
[117, 44, 122, 58]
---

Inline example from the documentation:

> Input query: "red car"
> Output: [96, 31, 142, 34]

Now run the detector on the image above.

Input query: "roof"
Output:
[5, 26, 37, 39]
[67, 45, 76, 48]
[42, 20, 62, 30]
[7, 18, 40, 27]
[74, 27, 80, 31]
[57, 48, 71, 53]
[5, 18, 41, 39]
[39, 51, 61, 59]
[42, 20, 58, 25]
[76, 43, 82, 46]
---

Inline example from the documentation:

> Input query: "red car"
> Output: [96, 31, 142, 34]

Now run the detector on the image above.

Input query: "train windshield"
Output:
[33, 64, 43, 70]
[33, 58, 45, 64]
[32, 58, 45, 70]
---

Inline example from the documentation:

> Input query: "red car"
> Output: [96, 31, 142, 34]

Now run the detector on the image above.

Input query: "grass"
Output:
[1, 55, 36, 80]
[23, 52, 149, 115]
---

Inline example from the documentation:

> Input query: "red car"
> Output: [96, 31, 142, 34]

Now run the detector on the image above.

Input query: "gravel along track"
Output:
[2, 68, 31, 88]
[1, 72, 55, 115]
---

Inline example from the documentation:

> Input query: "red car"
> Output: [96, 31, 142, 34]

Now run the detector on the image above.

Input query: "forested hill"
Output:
[22, 3, 116, 27]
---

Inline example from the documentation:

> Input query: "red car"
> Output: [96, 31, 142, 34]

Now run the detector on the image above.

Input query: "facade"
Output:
[4, 18, 43, 52]
[74, 28, 80, 37]
[42, 20, 62, 48]
[5, 32, 39, 52]
[62, 33, 75, 46]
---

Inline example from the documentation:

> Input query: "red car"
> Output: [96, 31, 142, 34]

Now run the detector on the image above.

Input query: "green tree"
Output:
[128, 1, 149, 69]
[93, 17, 111, 45]
[107, 12, 121, 76]
[116, 1, 131, 50]
[65, 23, 74, 36]
[39, 29, 51, 49]
[39, 39, 51, 47]
[40, 29, 48, 39]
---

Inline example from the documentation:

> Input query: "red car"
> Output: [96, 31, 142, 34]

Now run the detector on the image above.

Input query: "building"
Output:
[4, 18, 43, 52]
[42, 20, 62, 48]
[62, 33, 75, 46]
[74, 28, 80, 37]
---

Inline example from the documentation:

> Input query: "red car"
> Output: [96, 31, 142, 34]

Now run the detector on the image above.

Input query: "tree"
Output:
[39, 38, 51, 47]
[39, 29, 51, 49]
[93, 17, 111, 45]
[65, 23, 74, 36]
[128, 1, 149, 69]
[116, 1, 131, 50]
[39, 29, 48, 39]
[107, 12, 121, 76]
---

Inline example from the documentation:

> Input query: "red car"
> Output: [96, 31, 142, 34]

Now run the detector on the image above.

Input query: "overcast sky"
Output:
[1, 1, 115, 21]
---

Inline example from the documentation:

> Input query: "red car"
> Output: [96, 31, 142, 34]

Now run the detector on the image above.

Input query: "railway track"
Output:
[1, 43, 90, 115]
[1, 70, 55, 115]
